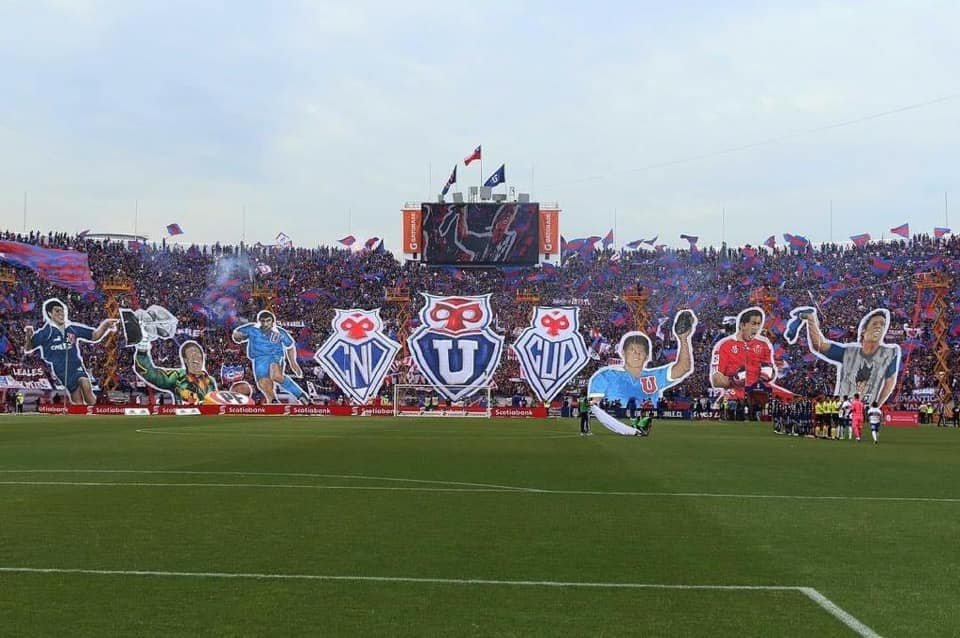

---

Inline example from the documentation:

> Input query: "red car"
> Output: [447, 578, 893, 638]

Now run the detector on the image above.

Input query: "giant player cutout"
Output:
[587, 309, 697, 405]
[786, 307, 900, 406]
[24, 298, 117, 404]
[232, 310, 308, 404]
[710, 306, 794, 402]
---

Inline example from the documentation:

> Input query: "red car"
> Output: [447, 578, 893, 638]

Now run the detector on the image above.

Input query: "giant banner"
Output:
[408, 294, 503, 401]
[513, 306, 589, 403]
[314, 308, 400, 405]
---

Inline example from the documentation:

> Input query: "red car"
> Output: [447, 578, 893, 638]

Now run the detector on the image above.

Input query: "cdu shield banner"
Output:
[314, 308, 401, 405]
[513, 306, 590, 403]
[408, 294, 503, 401]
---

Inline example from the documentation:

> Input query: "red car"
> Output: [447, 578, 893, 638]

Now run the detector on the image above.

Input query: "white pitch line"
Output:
[0, 567, 881, 637]
[134, 427, 579, 441]
[0, 470, 541, 493]
[0, 481, 517, 493]
[800, 587, 883, 638]
[0, 470, 956, 503]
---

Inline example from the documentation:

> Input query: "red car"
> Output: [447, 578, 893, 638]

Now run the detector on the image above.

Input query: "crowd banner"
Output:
[314, 308, 400, 404]
[513, 306, 589, 403]
[408, 294, 503, 401]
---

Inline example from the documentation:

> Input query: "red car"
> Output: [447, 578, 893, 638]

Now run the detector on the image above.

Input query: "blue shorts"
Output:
[51, 365, 89, 393]
[253, 357, 283, 381]
[870, 422, 881, 431]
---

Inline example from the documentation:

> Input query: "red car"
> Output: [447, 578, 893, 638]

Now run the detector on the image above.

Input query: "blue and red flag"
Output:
[850, 233, 870, 247]
[890, 223, 910, 238]
[338, 235, 356, 247]
[763, 235, 776, 249]
[934, 227, 951, 239]
[783, 233, 810, 249]
[441, 164, 457, 196]
[0, 240, 96, 292]
[602, 229, 614, 249]
[364, 237, 382, 250]
[464, 145, 481, 166]
[870, 257, 893, 275]
[166, 223, 184, 236]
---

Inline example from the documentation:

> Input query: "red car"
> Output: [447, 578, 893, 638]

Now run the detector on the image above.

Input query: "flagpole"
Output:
[829, 200, 833, 243]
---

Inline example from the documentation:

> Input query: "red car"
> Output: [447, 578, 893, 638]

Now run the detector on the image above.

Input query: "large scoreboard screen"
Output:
[421, 202, 540, 265]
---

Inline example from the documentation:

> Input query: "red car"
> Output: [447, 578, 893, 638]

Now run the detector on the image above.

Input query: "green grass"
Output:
[0, 416, 958, 636]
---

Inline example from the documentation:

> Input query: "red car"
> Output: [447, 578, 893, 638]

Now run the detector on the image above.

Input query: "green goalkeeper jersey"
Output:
[135, 351, 217, 404]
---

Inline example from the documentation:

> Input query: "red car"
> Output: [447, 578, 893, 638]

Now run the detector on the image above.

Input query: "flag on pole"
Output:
[783, 233, 810, 249]
[364, 237, 382, 250]
[464, 145, 481, 166]
[890, 223, 910, 238]
[764, 235, 776, 249]
[680, 234, 698, 245]
[275, 232, 293, 248]
[934, 227, 951, 238]
[338, 235, 356, 247]
[870, 257, 893, 275]
[78, 229, 90, 238]
[602, 229, 614, 249]
[166, 223, 184, 236]
[483, 164, 506, 188]
[850, 233, 871, 247]
[441, 165, 457, 196]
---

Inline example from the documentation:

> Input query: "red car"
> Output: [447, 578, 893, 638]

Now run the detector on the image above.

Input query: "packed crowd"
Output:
[2, 228, 958, 408]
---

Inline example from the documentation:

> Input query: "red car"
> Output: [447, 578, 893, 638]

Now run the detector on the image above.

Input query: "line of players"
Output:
[770, 393, 884, 444]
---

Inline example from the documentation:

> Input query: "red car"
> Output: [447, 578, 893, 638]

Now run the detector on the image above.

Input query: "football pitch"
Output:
[1, 416, 957, 637]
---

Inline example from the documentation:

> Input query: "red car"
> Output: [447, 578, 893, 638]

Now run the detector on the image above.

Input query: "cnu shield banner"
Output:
[513, 306, 589, 403]
[314, 308, 401, 405]
[408, 294, 503, 401]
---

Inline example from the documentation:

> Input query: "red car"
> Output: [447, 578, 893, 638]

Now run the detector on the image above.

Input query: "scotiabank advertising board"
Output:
[41, 404, 548, 418]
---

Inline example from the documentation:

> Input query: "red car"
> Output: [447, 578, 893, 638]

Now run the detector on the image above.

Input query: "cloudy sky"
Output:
[1, 0, 957, 252]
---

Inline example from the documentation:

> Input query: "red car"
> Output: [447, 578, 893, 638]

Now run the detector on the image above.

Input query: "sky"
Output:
[1, 0, 958, 253]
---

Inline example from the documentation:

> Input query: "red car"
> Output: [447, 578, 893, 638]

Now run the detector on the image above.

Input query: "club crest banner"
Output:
[314, 308, 401, 405]
[513, 306, 589, 402]
[408, 294, 503, 401]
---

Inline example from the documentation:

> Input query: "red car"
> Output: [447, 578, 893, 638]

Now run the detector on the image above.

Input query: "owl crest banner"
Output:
[408, 294, 504, 401]
[314, 308, 401, 405]
[513, 306, 590, 403]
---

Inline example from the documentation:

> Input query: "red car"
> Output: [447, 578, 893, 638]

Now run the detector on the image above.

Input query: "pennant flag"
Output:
[602, 229, 614, 249]
[0, 241, 98, 293]
[934, 227, 951, 238]
[441, 164, 457, 196]
[166, 223, 184, 236]
[464, 145, 481, 166]
[870, 256, 893, 275]
[850, 233, 871, 247]
[364, 236, 382, 250]
[890, 223, 910, 238]
[338, 235, 356, 247]
[764, 235, 776, 249]
[483, 164, 506, 188]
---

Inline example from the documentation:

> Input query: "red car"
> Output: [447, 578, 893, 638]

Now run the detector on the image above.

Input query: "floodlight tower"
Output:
[385, 285, 412, 382]
[904, 272, 952, 404]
